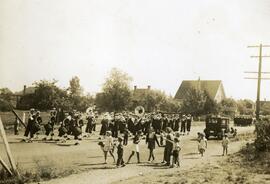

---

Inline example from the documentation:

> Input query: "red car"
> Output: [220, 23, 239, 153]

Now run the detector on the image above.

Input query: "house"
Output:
[14, 85, 36, 109]
[132, 85, 151, 103]
[132, 85, 155, 111]
[133, 85, 151, 96]
[174, 79, 226, 103]
[14, 85, 36, 96]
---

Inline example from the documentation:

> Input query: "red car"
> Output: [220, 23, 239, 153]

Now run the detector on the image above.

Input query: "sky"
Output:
[1, 0, 270, 100]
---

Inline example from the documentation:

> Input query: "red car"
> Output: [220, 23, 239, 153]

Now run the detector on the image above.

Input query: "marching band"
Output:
[20, 106, 194, 168]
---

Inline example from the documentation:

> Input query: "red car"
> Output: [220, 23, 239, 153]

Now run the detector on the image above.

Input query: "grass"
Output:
[0, 158, 78, 184]
[0, 110, 51, 127]
[117, 142, 270, 184]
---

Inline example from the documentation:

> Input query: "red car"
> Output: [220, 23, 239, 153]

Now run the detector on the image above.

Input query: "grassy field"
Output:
[0, 110, 51, 127]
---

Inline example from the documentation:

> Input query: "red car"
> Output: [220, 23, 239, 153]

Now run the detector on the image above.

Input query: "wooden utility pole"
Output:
[11, 109, 26, 128]
[246, 44, 270, 120]
[0, 156, 13, 176]
[0, 117, 20, 177]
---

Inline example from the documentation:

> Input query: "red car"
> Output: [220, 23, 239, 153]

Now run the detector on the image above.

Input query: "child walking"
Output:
[127, 130, 141, 164]
[116, 137, 126, 167]
[146, 127, 160, 163]
[222, 134, 229, 156]
[171, 138, 181, 168]
[98, 131, 115, 164]
[198, 133, 207, 157]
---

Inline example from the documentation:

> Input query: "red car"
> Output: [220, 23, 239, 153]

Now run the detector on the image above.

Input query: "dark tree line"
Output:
[0, 68, 257, 115]
[15, 77, 94, 112]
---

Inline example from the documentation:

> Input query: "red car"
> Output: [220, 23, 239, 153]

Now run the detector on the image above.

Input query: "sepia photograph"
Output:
[1, 0, 270, 183]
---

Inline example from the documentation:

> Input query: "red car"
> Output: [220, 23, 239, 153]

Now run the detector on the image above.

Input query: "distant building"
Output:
[133, 85, 151, 96]
[14, 85, 36, 96]
[14, 85, 36, 109]
[132, 85, 154, 111]
[174, 79, 226, 103]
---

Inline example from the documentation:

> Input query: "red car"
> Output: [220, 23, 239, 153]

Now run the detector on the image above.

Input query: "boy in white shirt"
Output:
[222, 134, 229, 156]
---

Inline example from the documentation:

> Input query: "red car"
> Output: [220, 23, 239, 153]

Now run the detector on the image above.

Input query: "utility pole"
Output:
[246, 44, 270, 120]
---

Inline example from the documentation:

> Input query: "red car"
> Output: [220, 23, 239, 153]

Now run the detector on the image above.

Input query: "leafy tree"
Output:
[237, 99, 255, 115]
[32, 79, 67, 110]
[97, 68, 132, 112]
[0, 88, 14, 111]
[181, 88, 208, 116]
[69, 76, 83, 97]
[180, 88, 219, 116]
[131, 89, 181, 112]
[159, 96, 182, 113]
[261, 102, 270, 116]
[218, 98, 238, 116]
[0, 88, 13, 101]
[204, 96, 219, 114]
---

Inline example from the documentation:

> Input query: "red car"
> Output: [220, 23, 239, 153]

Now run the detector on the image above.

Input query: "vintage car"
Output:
[234, 115, 254, 126]
[204, 115, 230, 140]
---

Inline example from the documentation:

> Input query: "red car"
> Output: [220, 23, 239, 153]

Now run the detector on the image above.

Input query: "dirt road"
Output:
[0, 124, 254, 184]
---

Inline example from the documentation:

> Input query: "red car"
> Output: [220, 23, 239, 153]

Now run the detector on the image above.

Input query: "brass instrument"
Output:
[135, 106, 145, 117]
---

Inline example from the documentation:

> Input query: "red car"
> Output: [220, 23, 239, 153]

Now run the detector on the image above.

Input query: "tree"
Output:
[32, 79, 68, 110]
[69, 76, 83, 97]
[0, 88, 13, 101]
[218, 98, 238, 116]
[180, 88, 219, 116]
[237, 99, 255, 115]
[97, 68, 132, 112]
[261, 102, 270, 116]
[159, 96, 182, 113]
[131, 89, 181, 112]
[204, 96, 219, 114]
[181, 88, 208, 116]
[131, 90, 166, 112]
[0, 88, 14, 111]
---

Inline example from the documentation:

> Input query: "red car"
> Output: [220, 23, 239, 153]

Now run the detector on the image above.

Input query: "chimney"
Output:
[134, 85, 137, 90]
[147, 85, 151, 90]
[23, 85, 26, 95]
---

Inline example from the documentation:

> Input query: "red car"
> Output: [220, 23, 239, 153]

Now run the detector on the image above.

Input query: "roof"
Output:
[14, 87, 36, 95]
[174, 80, 224, 100]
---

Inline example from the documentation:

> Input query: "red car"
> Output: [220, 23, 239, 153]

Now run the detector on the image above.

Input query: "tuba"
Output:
[135, 106, 145, 117]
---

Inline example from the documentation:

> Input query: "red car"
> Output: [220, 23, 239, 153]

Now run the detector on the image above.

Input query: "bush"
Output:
[255, 119, 270, 151]
[0, 99, 13, 112]
[0, 168, 23, 184]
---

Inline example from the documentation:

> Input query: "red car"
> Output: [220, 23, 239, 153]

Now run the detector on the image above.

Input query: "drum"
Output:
[58, 126, 68, 137]
[44, 124, 53, 132]
[73, 127, 82, 136]
[33, 122, 41, 132]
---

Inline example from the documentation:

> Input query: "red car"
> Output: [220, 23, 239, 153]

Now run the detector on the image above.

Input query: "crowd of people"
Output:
[20, 107, 231, 168]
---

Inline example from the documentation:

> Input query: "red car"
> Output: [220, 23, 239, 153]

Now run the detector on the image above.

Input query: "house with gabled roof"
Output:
[174, 79, 226, 103]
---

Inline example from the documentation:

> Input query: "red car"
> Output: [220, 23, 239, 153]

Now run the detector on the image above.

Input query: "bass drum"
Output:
[32, 123, 41, 133]
[73, 126, 82, 136]
[58, 126, 68, 137]
[44, 124, 53, 132]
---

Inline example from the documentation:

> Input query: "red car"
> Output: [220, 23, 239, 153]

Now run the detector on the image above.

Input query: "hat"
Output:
[106, 131, 112, 135]
[118, 137, 123, 142]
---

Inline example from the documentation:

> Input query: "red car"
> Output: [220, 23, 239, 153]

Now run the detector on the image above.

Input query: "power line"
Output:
[246, 44, 270, 120]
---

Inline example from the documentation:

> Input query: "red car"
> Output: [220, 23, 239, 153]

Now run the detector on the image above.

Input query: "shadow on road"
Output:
[76, 163, 105, 167]
[183, 152, 199, 156]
